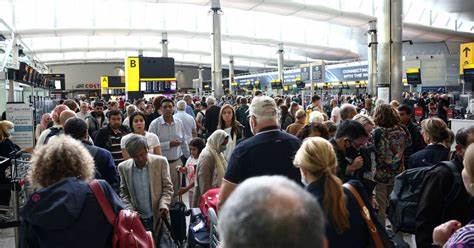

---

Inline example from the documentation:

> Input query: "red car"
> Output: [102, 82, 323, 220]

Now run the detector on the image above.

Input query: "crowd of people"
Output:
[0, 89, 473, 248]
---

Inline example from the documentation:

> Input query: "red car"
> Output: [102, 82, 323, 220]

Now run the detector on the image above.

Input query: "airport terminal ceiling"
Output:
[0, 0, 473, 70]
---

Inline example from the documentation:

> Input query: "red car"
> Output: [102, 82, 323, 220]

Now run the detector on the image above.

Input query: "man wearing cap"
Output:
[218, 96, 302, 208]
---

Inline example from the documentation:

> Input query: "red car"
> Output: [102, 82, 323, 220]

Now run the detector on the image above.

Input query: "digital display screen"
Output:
[107, 76, 125, 87]
[43, 74, 66, 90]
[203, 81, 211, 91]
[271, 80, 283, 89]
[296, 81, 306, 89]
[406, 72, 422, 85]
[140, 80, 177, 94]
[139, 57, 175, 79]
[464, 69, 474, 87]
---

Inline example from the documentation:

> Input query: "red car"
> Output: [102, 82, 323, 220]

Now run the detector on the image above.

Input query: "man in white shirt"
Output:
[174, 100, 197, 144]
[149, 98, 190, 202]
[77, 102, 90, 120]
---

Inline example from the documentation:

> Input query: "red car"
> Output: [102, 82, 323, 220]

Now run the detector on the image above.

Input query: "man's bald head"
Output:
[59, 110, 77, 126]
[218, 176, 325, 248]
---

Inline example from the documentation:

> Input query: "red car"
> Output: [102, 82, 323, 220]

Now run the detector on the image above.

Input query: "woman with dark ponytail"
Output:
[294, 137, 381, 247]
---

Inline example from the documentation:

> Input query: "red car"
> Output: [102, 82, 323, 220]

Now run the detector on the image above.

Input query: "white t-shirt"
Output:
[331, 107, 341, 124]
[223, 127, 236, 162]
[120, 132, 161, 153]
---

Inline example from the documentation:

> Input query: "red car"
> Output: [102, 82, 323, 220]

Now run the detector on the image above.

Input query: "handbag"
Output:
[343, 183, 384, 248]
[89, 180, 155, 248]
[343, 183, 409, 248]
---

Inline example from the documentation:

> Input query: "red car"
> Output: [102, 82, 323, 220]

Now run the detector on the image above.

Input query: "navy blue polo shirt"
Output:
[224, 126, 302, 184]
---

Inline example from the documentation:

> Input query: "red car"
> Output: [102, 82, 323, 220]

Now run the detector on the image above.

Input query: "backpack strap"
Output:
[343, 183, 384, 248]
[89, 180, 116, 225]
[439, 161, 463, 215]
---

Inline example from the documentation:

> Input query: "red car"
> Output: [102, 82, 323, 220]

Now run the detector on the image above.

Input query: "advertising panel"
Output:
[6, 103, 34, 149]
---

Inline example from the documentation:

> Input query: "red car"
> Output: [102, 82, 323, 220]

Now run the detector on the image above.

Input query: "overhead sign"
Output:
[325, 61, 368, 82]
[101, 76, 108, 88]
[460, 42, 474, 75]
[43, 74, 66, 90]
[6, 103, 34, 149]
[300, 65, 323, 82]
[125, 57, 140, 92]
[406, 68, 421, 85]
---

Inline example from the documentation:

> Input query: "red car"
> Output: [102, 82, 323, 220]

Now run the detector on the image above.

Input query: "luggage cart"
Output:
[0, 152, 32, 248]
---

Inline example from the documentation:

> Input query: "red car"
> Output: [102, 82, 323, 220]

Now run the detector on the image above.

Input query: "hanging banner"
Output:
[6, 103, 34, 149]
[325, 61, 368, 82]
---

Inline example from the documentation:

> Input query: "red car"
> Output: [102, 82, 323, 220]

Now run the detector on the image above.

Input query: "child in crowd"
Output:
[178, 137, 206, 205]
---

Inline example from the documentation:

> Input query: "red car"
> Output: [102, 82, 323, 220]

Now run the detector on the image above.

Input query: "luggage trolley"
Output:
[0, 152, 32, 248]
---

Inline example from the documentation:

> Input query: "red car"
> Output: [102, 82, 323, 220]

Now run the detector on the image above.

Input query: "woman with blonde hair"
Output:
[0, 121, 20, 208]
[192, 130, 229, 207]
[294, 137, 382, 247]
[21, 135, 124, 247]
[286, 109, 307, 136]
[407, 117, 450, 169]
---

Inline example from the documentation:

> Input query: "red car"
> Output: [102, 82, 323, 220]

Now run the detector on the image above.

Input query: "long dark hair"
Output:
[129, 111, 146, 133]
[218, 104, 242, 139]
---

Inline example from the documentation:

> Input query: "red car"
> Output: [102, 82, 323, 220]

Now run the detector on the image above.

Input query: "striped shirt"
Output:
[110, 129, 126, 165]
[445, 221, 474, 248]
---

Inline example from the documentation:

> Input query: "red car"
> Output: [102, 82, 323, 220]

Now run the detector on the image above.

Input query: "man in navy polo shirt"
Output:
[218, 96, 302, 208]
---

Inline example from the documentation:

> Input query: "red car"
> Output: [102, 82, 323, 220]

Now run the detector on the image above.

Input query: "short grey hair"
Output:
[125, 134, 148, 157]
[177, 100, 187, 111]
[353, 114, 375, 126]
[206, 97, 216, 106]
[340, 104, 357, 120]
[218, 176, 325, 248]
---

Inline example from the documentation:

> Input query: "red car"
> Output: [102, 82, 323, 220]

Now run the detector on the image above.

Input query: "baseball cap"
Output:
[249, 96, 278, 118]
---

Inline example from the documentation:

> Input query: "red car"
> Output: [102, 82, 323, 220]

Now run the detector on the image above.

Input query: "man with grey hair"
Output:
[339, 103, 358, 121]
[36, 109, 77, 148]
[77, 101, 90, 120]
[219, 176, 326, 248]
[118, 134, 173, 237]
[183, 94, 196, 118]
[205, 96, 221, 137]
[218, 96, 302, 207]
[174, 100, 197, 144]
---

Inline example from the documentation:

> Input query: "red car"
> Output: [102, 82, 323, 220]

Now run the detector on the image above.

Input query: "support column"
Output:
[161, 32, 168, 57]
[377, 0, 403, 102]
[229, 56, 235, 94]
[368, 20, 378, 97]
[211, 0, 224, 99]
[8, 41, 19, 102]
[198, 66, 204, 98]
[277, 43, 284, 83]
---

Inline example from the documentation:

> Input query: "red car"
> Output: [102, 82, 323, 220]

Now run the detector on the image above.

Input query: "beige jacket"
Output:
[118, 154, 173, 234]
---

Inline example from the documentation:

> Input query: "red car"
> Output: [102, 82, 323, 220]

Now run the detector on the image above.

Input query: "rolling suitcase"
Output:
[168, 170, 188, 246]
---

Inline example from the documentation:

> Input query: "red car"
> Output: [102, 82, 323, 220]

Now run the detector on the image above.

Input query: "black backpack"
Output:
[43, 127, 63, 145]
[387, 161, 462, 234]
